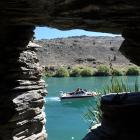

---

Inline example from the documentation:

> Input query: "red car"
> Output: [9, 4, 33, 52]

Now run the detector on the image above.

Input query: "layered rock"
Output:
[120, 29, 140, 65]
[0, 26, 47, 140]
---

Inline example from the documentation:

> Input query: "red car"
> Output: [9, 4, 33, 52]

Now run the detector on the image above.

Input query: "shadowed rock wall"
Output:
[83, 92, 140, 140]
[0, 26, 47, 140]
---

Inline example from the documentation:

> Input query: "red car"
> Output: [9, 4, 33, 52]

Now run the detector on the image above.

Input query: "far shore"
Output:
[43, 65, 140, 77]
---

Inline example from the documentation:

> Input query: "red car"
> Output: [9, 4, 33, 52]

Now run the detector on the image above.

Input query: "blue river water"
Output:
[44, 76, 140, 140]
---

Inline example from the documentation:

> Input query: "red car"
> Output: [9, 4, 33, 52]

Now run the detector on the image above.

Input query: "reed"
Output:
[84, 78, 139, 127]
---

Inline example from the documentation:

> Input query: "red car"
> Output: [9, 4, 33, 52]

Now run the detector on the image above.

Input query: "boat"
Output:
[59, 88, 97, 100]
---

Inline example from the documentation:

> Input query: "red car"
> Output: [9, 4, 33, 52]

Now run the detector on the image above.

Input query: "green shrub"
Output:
[95, 65, 111, 76]
[70, 67, 82, 77]
[43, 69, 54, 77]
[112, 68, 123, 76]
[80, 67, 93, 77]
[126, 66, 139, 75]
[45, 71, 54, 77]
[54, 67, 69, 77]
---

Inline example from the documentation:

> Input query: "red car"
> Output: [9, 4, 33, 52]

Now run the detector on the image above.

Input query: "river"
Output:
[44, 76, 140, 140]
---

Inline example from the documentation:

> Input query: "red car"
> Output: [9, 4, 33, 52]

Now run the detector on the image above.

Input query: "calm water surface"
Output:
[44, 76, 140, 140]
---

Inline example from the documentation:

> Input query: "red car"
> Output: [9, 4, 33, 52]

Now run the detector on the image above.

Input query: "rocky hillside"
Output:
[35, 36, 131, 68]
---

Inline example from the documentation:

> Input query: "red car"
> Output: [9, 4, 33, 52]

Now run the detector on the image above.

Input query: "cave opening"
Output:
[0, 1, 140, 140]
[33, 27, 139, 140]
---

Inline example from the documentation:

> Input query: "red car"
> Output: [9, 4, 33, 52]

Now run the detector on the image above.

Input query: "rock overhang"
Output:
[1, 0, 140, 65]
[0, 0, 139, 31]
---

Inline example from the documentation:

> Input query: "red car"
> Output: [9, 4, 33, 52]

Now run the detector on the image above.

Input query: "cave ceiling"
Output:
[0, 0, 140, 65]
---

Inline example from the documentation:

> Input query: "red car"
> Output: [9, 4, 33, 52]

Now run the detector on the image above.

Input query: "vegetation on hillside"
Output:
[80, 67, 94, 77]
[94, 65, 111, 76]
[54, 67, 69, 77]
[126, 66, 139, 75]
[44, 65, 140, 77]
[70, 67, 82, 77]
[111, 68, 123, 76]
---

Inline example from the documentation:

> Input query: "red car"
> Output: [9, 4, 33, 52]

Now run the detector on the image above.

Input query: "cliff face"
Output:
[36, 36, 130, 67]
[0, 26, 47, 140]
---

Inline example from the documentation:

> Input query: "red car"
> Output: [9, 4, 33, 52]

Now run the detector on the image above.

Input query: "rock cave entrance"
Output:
[34, 26, 126, 140]
[0, 0, 140, 140]
[33, 26, 139, 140]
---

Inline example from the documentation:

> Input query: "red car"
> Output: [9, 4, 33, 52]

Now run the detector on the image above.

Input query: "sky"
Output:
[35, 27, 120, 40]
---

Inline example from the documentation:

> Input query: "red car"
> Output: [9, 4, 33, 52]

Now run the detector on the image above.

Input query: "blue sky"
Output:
[35, 27, 120, 40]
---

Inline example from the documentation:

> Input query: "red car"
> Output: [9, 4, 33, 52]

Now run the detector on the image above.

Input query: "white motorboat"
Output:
[60, 88, 97, 100]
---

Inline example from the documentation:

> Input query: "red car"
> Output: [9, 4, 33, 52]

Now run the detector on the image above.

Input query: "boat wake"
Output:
[45, 97, 61, 102]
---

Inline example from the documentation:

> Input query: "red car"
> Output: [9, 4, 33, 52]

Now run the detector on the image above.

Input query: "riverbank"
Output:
[44, 65, 140, 77]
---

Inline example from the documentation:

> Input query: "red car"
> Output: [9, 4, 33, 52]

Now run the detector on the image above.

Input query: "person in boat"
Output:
[84, 89, 87, 92]
[75, 88, 84, 94]
[76, 88, 80, 92]
[80, 89, 85, 94]
[73, 88, 80, 94]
